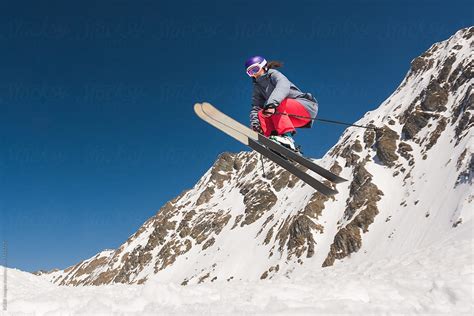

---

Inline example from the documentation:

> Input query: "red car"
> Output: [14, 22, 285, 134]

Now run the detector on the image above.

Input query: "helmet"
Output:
[244, 56, 267, 76]
[245, 56, 267, 69]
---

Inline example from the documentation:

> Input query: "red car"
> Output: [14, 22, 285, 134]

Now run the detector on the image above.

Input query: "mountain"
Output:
[40, 26, 473, 286]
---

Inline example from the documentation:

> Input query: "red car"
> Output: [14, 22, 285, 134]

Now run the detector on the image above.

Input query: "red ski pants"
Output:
[258, 98, 311, 137]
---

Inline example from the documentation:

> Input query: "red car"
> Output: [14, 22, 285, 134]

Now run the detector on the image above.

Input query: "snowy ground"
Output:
[1, 222, 472, 315]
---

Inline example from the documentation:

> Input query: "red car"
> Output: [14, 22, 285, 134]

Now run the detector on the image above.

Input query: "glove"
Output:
[264, 102, 278, 110]
[252, 125, 263, 134]
[263, 102, 278, 115]
[262, 108, 276, 116]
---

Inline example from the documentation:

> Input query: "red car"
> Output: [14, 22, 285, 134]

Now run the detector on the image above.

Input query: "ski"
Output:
[248, 139, 338, 196]
[199, 102, 347, 184]
[194, 103, 339, 196]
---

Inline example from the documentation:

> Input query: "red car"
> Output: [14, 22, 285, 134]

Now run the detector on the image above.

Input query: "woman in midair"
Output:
[245, 56, 318, 152]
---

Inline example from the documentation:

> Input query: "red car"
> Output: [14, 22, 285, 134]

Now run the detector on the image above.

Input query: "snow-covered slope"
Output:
[40, 26, 473, 287]
[5, 223, 473, 314]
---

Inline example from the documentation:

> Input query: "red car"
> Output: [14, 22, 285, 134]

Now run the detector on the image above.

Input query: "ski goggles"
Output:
[246, 59, 267, 77]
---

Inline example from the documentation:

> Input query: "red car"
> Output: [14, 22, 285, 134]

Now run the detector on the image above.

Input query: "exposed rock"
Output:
[425, 117, 447, 151]
[455, 111, 473, 141]
[177, 210, 196, 238]
[91, 270, 118, 286]
[231, 214, 243, 230]
[233, 157, 243, 170]
[274, 218, 291, 253]
[330, 161, 343, 175]
[340, 145, 360, 167]
[420, 81, 448, 112]
[113, 247, 153, 284]
[259, 264, 280, 280]
[257, 214, 275, 237]
[146, 210, 178, 250]
[262, 214, 275, 228]
[324, 161, 383, 267]
[272, 169, 300, 191]
[322, 226, 361, 267]
[453, 87, 473, 124]
[274, 190, 328, 260]
[453, 88, 473, 144]
[353, 139, 363, 152]
[457, 149, 467, 171]
[209, 152, 235, 188]
[450, 60, 473, 90]
[190, 211, 231, 244]
[196, 153, 242, 206]
[241, 157, 258, 177]
[198, 273, 210, 284]
[375, 126, 399, 167]
[398, 142, 413, 161]
[452, 218, 463, 228]
[196, 186, 215, 206]
[455, 154, 473, 187]
[401, 111, 431, 140]
[240, 183, 277, 227]
[202, 237, 215, 250]
[344, 163, 383, 221]
[438, 55, 456, 82]
[263, 224, 275, 245]
[363, 127, 376, 148]
[303, 191, 329, 220]
[67, 256, 110, 283]
[462, 26, 474, 40]
[409, 54, 434, 76]
[286, 215, 322, 258]
[33, 268, 59, 276]
[155, 239, 192, 273]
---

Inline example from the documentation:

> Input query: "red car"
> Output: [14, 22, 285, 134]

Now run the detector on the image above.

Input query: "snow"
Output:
[2, 222, 472, 315]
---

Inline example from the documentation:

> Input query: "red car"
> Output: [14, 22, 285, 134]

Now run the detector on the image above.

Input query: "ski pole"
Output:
[259, 154, 266, 178]
[274, 111, 380, 131]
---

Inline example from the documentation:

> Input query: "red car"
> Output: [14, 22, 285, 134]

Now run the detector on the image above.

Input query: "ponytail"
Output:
[265, 60, 283, 70]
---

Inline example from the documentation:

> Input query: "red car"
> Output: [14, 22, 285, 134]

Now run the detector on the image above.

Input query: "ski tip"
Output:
[201, 102, 218, 112]
[336, 176, 349, 183]
[317, 186, 339, 196]
[194, 102, 217, 115]
[193, 103, 203, 115]
[310, 186, 338, 196]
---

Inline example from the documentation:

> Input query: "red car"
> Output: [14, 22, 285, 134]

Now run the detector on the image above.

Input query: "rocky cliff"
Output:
[42, 27, 473, 286]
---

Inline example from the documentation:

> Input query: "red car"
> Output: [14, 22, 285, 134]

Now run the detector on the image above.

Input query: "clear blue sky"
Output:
[0, 0, 472, 272]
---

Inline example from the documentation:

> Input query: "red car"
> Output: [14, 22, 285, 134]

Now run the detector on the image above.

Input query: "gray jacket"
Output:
[250, 69, 318, 128]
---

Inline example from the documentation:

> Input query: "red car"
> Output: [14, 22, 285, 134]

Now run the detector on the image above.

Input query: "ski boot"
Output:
[269, 133, 303, 155]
